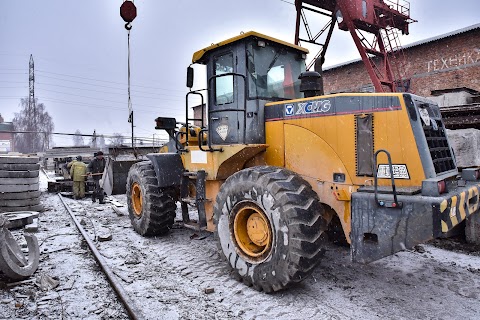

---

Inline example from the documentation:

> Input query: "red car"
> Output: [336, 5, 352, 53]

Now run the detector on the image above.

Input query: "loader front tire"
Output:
[214, 166, 328, 292]
[126, 161, 176, 236]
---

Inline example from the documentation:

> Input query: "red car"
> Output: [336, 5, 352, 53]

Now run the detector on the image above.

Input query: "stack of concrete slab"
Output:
[446, 129, 480, 169]
[0, 156, 43, 212]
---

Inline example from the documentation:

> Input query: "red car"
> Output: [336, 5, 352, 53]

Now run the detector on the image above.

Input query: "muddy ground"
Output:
[1, 173, 480, 320]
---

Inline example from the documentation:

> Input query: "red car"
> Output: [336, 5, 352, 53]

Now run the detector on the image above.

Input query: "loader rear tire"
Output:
[126, 161, 177, 236]
[214, 166, 328, 292]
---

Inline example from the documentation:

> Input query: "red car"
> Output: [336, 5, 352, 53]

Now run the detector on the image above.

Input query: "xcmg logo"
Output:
[285, 99, 332, 117]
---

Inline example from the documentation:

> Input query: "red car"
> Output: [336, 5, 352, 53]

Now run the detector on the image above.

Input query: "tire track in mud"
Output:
[76, 196, 358, 319]
[100, 217, 360, 320]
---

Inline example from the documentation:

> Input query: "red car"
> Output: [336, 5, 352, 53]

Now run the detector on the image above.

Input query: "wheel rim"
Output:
[131, 182, 143, 217]
[232, 202, 273, 262]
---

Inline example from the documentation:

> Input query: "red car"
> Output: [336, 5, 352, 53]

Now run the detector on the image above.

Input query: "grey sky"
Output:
[1, 0, 479, 146]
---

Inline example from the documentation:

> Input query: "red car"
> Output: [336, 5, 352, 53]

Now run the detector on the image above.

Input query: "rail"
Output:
[58, 195, 145, 320]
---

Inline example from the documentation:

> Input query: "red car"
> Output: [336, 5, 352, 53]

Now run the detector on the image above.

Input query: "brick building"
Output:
[0, 114, 14, 153]
[323, 23, 480, 97]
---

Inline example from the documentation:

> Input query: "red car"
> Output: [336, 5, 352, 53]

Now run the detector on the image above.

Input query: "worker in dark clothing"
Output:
[87, 151, 106, 204]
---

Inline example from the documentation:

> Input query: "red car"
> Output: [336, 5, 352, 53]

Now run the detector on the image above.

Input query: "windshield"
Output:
[247, 41, 306, 101]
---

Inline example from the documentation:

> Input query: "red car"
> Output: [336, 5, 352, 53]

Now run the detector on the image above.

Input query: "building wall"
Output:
[323, 28, 480, 97]
[0, 130, 14, 153]
[192, 104, 207, 127]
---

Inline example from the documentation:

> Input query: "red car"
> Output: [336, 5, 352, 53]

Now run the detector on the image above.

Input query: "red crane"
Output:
[294, 0, 415, 92]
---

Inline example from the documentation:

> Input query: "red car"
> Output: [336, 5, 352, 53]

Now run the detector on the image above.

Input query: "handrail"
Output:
[373, 149, 401, 208]
[174, 131, 185, 153]
[382, 0, 410, 16]
[185, 89, 207, 146]
[199, 128, 222, 152]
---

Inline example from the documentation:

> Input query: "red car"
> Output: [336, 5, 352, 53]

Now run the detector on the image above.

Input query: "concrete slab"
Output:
[446, 129, 480, 168]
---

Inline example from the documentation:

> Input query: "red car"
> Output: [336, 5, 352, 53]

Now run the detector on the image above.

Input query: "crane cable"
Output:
[120, 0, 137, 147]
[127, 28, 132, 123]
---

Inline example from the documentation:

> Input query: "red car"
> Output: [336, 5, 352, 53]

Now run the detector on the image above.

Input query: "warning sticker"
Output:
[216, 124, 229, 141]
[419, 108, 430, 126]
[377, 164, 410, 179]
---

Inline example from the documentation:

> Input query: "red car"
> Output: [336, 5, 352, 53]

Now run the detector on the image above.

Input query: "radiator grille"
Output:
[423, 123, 455, 174]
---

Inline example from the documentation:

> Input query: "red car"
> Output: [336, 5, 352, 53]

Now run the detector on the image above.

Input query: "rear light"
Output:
[475, 170, 480, 180]
[437, 180, 447, 194]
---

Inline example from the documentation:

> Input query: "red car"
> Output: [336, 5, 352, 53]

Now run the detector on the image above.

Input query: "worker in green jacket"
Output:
[70, 156, 87, 199]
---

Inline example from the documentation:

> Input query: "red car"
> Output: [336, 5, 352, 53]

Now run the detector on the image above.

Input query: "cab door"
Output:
[208, 49, 245, 145]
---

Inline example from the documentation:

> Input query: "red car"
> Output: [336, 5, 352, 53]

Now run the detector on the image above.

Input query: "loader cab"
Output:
[189, 31, 308, 146]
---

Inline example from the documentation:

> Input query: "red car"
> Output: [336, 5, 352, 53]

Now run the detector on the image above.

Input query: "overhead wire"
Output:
[36, 87, 185, 105]
[36, 69, 185, 93]
[36, 96, 182, 115]
[35, 74, 201, 102]
[36, 80, 198, 100]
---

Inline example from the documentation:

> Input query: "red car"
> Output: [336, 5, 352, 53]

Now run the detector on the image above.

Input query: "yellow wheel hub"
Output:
[131, 182, 143, 217]
[233, 204, 272, 260]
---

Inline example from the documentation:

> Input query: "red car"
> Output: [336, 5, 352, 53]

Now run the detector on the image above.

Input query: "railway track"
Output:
[58, 195, 144, 320]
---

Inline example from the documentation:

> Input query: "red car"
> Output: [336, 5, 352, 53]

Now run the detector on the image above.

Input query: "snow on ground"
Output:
[1, 171, 480, 319]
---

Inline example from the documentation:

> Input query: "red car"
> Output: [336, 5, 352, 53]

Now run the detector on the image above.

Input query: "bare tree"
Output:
[98, 135, 106, 149]
[13, 98, 54, 153]
[73, 129, 84, 147]
[90, 132, 106, 149]
[109, 133, 124, 147]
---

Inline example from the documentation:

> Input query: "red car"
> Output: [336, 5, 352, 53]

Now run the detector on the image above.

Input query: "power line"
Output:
[36, 81, 199, 100]
[36, 89, 185, 111]
[37, 96, 182, 116]
[0, 86, 27, 89]
[36, 83, 190, 103]
[0, 72, 27, 75]
[37, 74, 130, 90]
[36, 74, 199, 101]
[36, 69, 186, 93]
[0, 94, 184, 116]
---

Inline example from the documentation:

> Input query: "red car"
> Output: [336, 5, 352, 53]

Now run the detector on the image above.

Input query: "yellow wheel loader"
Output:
[126, 31, 480, 292]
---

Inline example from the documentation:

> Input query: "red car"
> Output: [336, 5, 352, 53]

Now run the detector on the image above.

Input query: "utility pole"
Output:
[28, 54, 36, 152]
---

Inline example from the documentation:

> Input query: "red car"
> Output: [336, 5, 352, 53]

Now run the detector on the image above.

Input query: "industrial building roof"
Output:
[324, 23, 480, 71]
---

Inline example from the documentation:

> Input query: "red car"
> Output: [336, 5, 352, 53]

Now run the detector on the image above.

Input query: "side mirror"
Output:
[186, 66, 194, 88]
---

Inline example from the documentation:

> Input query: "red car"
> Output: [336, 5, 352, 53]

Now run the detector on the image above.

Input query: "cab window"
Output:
[214, 53, 234, 104]
[247, 41, 305, 100]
